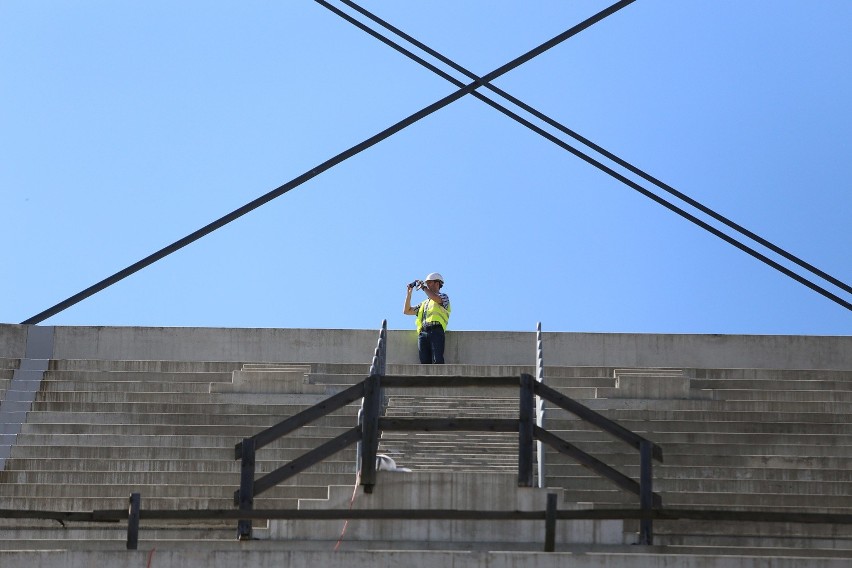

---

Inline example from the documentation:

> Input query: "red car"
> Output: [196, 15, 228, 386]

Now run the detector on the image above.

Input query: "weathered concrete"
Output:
[262, 471, 624, 546]
[0, 326, 54, 467]
[2, 548, 851, 568]
[30, 325, 852, 370]
[3, 329, 852, 565]
[0, 325, 27, 359]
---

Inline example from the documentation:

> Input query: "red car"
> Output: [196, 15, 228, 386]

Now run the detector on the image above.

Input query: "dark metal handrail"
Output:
[4, 502, 852, 552]
[233, 370, 663, 544]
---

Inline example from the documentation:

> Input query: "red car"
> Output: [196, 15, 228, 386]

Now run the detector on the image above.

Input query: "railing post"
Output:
[360, 374, 382, 493]
[355, 407, 364, 475]
[358, 320, 387, 475]
[544, 492, 557, 552]
[237, 437, 256, 540]
[126, 492, 140, 550]
[535, 322, 546, 488]
[639, 439, 654, 545]
[518, 373, 535, 487]
[378, 319, 387, 376]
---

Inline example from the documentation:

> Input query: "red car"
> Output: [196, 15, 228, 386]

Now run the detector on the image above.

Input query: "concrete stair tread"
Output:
[549, 465, 852, 481]
[4, 347, 852, 559]
[693, 379, 852, 390]
[545, 430, 852, 444]
[547, 419, 852, 434]
[11, 433, 355, 448]
[49, 360, 245, 373]
[43, 370, 236, 382]
[566, 407, 852, 420]
[560, 488, 852, 507]
[2, 457, 355, 471]
[27, 401, 361, 412]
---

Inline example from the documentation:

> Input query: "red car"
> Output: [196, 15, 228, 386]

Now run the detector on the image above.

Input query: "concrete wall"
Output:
[0, 325, 27, 359]
[10, 324, 845, 370]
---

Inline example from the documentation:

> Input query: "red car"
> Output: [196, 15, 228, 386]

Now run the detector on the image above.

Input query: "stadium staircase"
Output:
[1, 347, 852, 566]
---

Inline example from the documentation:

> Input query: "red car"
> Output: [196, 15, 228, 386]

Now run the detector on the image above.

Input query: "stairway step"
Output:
[7, 444, 356, 461]
[546, 418, 852, 435]
[49, 360, 245, 373]
[547, 463, 852, 482]
[2, 457, 356, 474]
[42, 370, 235, 382]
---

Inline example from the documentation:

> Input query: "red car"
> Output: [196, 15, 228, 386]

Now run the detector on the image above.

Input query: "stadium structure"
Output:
[1, 323, 851, 567]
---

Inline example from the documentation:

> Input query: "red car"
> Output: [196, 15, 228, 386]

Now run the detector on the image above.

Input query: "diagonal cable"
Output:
[317, 0, 852, 311]
[19, 0, 638, 325]
[337, 0, 851, 298]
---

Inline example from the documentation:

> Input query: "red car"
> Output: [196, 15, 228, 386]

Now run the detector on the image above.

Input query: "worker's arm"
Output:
[403, 284, 419, 315]
[422, 287, 446, 306]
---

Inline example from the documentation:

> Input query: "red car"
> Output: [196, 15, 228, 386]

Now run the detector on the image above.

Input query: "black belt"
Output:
[422, 323, 443, 330]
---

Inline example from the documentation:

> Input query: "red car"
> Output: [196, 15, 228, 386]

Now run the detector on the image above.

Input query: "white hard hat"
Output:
[424, 272, 444, 283]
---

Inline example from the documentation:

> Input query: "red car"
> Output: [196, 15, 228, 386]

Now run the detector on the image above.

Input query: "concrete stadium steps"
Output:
[0, 527, 236, 552]
[3, 354, 852, 559]
[552, 474, 852, 502]
[550, 417, 852, 435]
[703, 389, 852, 402]
[2, 358, 362, 526]
[0, 496, 301, 513]
[2, 549, 852, 567]
[647, 519, 852, 550]
[692, 377, 852, 390]
[385, 395, 519, 415]
[692, 368, 852, 381]
[532, 366, 852, 550]
[47, 359, 245, 373]
[3, 548, 852, 567]
[0, 358, 19, 402]
[0, 456, 354, 482]
[548, 462, 852, 483]
[3, 456, 356, 473]
[42, 369, 236, 382]
[9, 433, 361, 451]
[378, 390, 520, 471]
[379, 433, 518, 472]
[544, 429, 852, 448]
[22, 404, 359, 421]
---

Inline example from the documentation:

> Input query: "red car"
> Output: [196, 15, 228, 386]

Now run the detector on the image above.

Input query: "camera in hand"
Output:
[408, 279, 423, 290]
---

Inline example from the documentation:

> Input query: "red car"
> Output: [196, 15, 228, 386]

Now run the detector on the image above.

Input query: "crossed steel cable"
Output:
[20, 0, 635, 324]
[21, 0, 850, 324]
[317, 0, 851, 310]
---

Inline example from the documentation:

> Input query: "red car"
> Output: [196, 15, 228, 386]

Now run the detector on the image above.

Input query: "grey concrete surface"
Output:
[0, 326, 53, 467]
[2, 548, 852, 567]
[18, 324, 850, 370]
[0, 325, 26, 359]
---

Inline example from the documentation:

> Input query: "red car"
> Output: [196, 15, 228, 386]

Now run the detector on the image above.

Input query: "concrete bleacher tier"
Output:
[1, 324, 851, 567]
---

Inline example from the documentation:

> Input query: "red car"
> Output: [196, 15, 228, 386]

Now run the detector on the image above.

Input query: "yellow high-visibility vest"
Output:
[416, 297, 451, 333]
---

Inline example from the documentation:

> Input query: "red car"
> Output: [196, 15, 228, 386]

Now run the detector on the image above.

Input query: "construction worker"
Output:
[404, 273, 451, 364]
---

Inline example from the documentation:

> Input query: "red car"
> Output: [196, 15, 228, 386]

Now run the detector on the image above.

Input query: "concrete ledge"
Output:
[0, 325, 26, 360]
[263, 472, 624, 545]
[23, 325, 850, 370]
[2, 549, 852, 568]
[211, 365, 325, 394]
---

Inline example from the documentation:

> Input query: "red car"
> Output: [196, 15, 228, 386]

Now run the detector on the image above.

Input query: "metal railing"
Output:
[5, 324, 852, 550]
[4, 500, 852, 551]
[232, 322, 665, 543]
[535, 321, 546, 489]
[356, 319, 387, 473]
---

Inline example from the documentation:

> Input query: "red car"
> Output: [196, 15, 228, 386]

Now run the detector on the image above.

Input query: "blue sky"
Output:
[2, 1, 850, 335]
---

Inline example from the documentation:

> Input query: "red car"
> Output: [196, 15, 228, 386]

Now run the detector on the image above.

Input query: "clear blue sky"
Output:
[2, 1, 850, 335]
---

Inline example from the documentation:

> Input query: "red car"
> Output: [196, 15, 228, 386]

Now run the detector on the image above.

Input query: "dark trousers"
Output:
[418, 325, 445, 364]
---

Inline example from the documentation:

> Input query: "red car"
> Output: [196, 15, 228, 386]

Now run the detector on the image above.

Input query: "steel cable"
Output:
[317, 0, 851, 311]
[20, 0, 637, 324]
